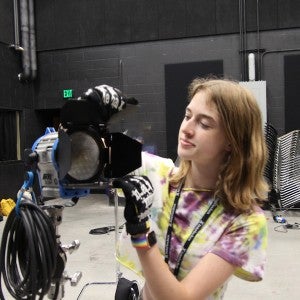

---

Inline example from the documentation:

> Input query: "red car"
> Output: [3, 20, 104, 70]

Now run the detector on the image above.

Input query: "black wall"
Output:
[0, 0, 300, 198]
[0, 0, 33, 111]
[35, 0, 300, 51]
[0, 0, 36, 198]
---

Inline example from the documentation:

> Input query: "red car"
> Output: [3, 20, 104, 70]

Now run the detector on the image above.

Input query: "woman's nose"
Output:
[181, 119, 194, 136]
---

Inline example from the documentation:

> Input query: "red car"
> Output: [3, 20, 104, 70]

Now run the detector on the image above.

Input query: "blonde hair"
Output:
[170, 78, 269, 213]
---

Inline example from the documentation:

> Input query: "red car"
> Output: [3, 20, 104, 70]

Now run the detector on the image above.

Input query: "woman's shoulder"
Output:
[227, 206, 268, 235]
[140, 151, 175, 175]
[142, 151, 174, 164]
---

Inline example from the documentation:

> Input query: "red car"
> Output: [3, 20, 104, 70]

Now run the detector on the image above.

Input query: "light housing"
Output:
[28, 99, 142, 200]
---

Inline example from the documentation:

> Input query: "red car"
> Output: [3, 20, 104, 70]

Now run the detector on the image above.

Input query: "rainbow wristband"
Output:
[131, 234, 149, 249]
[131, 231, 157, 249]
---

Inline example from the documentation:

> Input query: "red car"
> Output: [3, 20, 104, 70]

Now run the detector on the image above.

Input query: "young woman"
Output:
[86, 79, 268, 299]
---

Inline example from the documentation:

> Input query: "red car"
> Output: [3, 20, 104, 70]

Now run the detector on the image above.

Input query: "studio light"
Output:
[27, 98, 142, 200]
[67, 131, 100, 181]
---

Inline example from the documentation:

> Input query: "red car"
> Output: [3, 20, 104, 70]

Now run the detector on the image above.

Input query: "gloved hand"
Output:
[113, 175, 154, 235]
[82, 85, 138, 122]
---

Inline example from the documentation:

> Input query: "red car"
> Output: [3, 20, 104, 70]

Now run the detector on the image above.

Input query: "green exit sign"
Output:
[63, 89, 73, 98]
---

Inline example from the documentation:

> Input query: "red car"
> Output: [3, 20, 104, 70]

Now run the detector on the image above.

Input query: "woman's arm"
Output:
[137, 245, 236, 300]
[114, 174, 236, 299]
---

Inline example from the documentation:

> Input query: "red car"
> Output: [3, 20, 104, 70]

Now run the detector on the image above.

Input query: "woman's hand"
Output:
[113, 175, 154, 235]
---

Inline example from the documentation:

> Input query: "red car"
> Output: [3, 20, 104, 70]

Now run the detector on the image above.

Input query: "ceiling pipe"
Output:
[242, 0, 247, 80]
[256, 0, 261, 80]
[19, 0, 31, 81]
[238, 0, 245, 81]
[11, 0, 24, 51]
[18, 0, 37, 82]
[239, 0, 248, 81]
[28, 0, 37, 80]
[260, 48, 300, 80]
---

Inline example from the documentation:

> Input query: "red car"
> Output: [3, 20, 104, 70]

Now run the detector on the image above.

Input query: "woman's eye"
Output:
[184, 114, 191, 120]
[200, 122, 210, 129]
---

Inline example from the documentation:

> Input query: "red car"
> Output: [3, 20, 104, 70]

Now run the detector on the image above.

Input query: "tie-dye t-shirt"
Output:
[116, 152, 268, 299]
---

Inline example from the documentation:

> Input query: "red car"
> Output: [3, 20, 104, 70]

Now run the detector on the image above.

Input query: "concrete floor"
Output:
[1, 193, 300, 300]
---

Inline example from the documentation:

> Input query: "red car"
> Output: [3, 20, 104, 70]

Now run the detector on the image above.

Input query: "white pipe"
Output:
[248, 53, 256, 81]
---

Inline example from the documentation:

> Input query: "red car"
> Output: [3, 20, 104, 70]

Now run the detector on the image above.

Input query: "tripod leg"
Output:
[112, 186, 122, 282]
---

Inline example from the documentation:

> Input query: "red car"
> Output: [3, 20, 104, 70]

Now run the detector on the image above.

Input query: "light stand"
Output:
[10, 95, 142, 299]
[76, 182, 122, 300]
[44, 205, 82, 299]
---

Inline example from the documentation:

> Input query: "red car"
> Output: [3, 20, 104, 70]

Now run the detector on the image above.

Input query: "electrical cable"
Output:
[274, 222, 300, 233]
[0, 200, 58, 300]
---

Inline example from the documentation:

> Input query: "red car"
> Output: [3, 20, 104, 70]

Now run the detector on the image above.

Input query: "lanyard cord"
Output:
[164, 180, 218, 277]
[164, 180, 184, 264]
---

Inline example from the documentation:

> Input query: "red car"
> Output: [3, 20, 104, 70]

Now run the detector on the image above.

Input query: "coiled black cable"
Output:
[0, 200, 58, 300]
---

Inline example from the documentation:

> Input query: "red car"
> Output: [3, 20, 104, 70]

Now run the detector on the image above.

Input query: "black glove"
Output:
[113, 175, 154, 235]
[82, 85, 138, 122]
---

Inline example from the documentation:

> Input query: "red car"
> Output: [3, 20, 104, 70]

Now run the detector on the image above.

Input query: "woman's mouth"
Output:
[180, 138, 195, 147]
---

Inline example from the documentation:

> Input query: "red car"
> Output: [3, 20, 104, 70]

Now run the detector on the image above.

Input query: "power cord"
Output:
[285, 222, 300, 229]
[274, 221, 300, 233]
[0, 200, 58, 300]
[271, 204, 300, 233]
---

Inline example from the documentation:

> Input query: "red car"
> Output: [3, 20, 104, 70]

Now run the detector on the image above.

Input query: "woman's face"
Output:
[177, 90, 230, 169]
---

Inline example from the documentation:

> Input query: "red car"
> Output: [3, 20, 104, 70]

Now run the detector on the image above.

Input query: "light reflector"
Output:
[68, 131, 100, 181]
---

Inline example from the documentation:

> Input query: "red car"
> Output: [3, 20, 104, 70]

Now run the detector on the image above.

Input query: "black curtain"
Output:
[0, 111, 17, 161]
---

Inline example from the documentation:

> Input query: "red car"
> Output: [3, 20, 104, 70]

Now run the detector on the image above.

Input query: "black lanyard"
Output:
[164, 180, 218, 277]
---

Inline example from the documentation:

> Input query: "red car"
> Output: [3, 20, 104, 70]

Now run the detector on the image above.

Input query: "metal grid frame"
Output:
[273, 130, 300, 209]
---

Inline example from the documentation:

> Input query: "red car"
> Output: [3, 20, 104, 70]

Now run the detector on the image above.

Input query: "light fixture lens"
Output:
[68, 131, 100, 181]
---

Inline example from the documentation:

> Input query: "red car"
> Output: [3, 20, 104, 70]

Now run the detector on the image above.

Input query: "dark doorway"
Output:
[284, 54, 300, 132]
[164, 60, 223, 160]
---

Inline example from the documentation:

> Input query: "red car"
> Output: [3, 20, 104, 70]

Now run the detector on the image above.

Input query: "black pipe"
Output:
[28, 0, 37, 79]
[260, 48, 300, 80]
[13, 0, 21, 49]
[256, 0, 261, 80]
[19, 0, 37, 82]
[243, 0, 247, 80]
[239, 0, 244, 81]
[238, 0, 248, 81]
[8, 1, 23, 51]
[19, 0, 31, 81]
